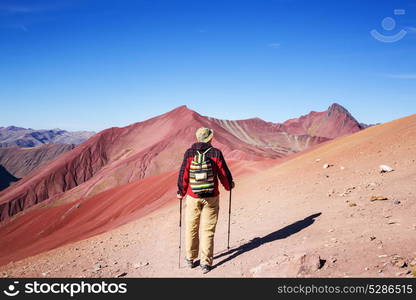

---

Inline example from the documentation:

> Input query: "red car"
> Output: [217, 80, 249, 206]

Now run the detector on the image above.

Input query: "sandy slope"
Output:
[1, 114, 415, 278]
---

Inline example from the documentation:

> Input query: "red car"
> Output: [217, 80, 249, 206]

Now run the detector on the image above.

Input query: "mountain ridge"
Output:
[0, 127, 95, 148]
[0, 103, 364, 221]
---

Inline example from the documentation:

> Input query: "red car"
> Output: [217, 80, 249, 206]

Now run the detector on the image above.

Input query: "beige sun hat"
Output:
[196, 127, 214, 143]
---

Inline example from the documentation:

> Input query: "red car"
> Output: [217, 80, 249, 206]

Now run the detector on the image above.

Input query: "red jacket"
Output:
[177, 142, 233, 198]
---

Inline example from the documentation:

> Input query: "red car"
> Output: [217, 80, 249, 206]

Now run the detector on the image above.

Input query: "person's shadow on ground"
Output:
[212, 212, 322, 269]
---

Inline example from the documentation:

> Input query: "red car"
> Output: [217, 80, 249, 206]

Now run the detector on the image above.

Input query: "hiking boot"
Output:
[200, 264, 211, 274]
[185, 258, 195, 268]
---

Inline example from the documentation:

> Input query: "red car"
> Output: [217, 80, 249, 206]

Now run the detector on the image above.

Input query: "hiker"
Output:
[177, 127, 234, 274]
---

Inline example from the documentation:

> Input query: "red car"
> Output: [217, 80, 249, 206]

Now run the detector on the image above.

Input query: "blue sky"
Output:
[1, 0, 415, 131]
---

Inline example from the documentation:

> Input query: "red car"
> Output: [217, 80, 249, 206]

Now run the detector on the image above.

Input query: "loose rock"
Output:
[370, 196, 388, 202]
[396, 270, 411, 276]
[297, 254, 326, 274]
[395, 260, 407, 268]
[133, 262, 149, 269]
[379, 165, 394, 173]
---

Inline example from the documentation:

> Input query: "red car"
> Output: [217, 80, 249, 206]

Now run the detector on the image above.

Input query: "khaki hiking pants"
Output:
[185, 194, 220, 266]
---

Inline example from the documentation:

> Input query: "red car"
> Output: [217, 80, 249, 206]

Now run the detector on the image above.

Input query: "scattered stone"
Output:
[117, 272, 127, 278]
[297, 254, 326, 275]
[395, 260, 407, 268]
[328, 229, 334, 233]
[365, 182, 378, 191]
[369, 236, 376, 241]
[339, 187, 356, 197]
[379, 165, 394, 173]
[387, 221, 397, 225]
[323, 164, 333, 169]
[409, 259, 416, 267]
[378, 255, 388, 258]
[393, 200, 401, 205]
[93, 264, 102, 272]
[315, 158, 321, 162]
[365, 267, 370, 271]
[370, 196, 388, 202]
[349, 202, 357, 207]
[396, 270, 411, 276]
[340, 166, 345, 170]
[133, 262, 149, 269]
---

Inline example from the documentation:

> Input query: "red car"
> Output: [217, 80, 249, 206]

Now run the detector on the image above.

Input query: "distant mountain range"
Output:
[0, 103, 365, 221]
[0, 126, 95, 148]
[0, 127, 94, 191]
[0, 144, 76, 191]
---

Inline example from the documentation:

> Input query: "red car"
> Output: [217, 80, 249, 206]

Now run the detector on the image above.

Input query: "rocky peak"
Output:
[327, 103, 350, 115]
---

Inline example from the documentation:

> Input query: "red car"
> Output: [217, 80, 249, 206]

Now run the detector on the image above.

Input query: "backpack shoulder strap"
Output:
[201, 147, 212, 163]
[202, 147, 212, 155]
[194, 150, 202, 164]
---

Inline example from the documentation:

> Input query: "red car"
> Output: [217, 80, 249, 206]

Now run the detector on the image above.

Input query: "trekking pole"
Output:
[178, 197, 182, 268]
[227, 187, 232, 250]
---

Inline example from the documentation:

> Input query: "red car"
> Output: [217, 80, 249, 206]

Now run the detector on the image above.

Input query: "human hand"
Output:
[231, 181, 235, 189]
[177, 193, 184, 200]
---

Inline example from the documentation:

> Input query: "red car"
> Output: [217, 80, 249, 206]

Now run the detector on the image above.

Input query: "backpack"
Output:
[189, 147, 215, 195]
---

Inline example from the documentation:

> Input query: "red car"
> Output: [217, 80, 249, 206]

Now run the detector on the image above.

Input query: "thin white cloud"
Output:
[0, 5, 44, 14]
[0, 3, 68, 15]
[383, 73, 416, 79]
[268, 42, 281, 48]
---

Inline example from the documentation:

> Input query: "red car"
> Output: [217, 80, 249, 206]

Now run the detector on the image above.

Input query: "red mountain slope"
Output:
[282, 103, 363, 138]
[0, 104, 361, 221]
